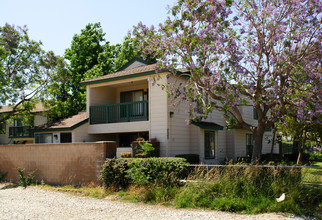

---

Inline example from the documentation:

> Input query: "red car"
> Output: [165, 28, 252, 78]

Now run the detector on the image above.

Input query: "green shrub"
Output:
[100, 157, 188, 191]
[100, 158, 132, 191]
[126, 157, 188, 187]
[16, 168, 37, 188]
[175, 154, 200, 164]
[136, 141, 154, 157]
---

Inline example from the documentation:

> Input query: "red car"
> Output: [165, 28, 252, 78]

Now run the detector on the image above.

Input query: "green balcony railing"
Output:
[9, 126, 33, 138]
[90, 100, 149, 124]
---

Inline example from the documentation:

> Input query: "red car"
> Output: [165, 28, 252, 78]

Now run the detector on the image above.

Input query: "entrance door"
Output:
[205, 131, 215, 159]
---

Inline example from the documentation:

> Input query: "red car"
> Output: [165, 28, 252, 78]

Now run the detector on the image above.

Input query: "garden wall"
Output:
[0, 142, 116, 185]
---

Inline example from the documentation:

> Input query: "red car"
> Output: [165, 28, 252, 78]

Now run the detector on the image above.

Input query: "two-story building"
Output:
[33, 58, 278, 163]
[0, 104, 47, 145]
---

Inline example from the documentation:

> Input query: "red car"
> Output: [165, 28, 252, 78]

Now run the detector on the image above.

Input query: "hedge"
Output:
[100, 158, 188, 190]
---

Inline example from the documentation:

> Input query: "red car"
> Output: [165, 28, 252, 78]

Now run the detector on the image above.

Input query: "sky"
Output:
[1, 0, 176, 56]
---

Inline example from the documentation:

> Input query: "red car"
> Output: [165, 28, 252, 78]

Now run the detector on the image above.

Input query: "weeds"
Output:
[16, 168, 37, 188]
[0, 170, 7, 182]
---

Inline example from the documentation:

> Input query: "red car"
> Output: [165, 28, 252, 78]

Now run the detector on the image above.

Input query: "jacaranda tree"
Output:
[133, 0, 321, 161]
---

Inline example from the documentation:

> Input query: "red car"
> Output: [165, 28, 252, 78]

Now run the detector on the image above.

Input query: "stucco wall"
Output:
[0, 122, 10, 145]
[0, 142, 116, 185]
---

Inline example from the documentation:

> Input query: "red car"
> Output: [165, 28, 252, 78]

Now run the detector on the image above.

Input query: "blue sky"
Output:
[1, 0, 176, 56]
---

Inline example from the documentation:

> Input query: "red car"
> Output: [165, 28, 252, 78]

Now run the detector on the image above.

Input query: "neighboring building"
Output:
[0, 104, 47, 145]
[32, 112, 90, 144]
[33, 58, 278, 163]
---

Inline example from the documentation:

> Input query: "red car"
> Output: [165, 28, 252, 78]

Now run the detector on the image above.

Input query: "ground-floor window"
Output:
[246, 134, 253, 157]
[205, 131, 215, 159]
[118, 132, 149, 147]
[35, 133, 53, 144]
[60, 132, 72, 143]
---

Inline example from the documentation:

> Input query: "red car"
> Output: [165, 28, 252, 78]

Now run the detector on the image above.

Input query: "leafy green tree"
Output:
[0, 24, 63, 125]
[46, 23, 156, 121]
[45, 23, 106, 121]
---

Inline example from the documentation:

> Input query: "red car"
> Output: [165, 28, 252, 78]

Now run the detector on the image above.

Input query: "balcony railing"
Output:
[9, 126, 33, 138]
[90, 100, 149, 124]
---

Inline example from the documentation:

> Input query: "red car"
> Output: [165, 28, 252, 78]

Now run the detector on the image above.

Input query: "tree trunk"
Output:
[251, 128, 265, 162]
[292, 140, 299, 155]
[297, 131, 306, 165]
[270, 125, 276, 156]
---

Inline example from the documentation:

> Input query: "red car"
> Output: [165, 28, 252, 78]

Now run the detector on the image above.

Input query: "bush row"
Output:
[100, 157, 188, 190]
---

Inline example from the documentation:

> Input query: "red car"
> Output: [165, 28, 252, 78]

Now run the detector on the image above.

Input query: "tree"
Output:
[46, 23, 156, 121]
[133, 0, 322, 161]
[277, 83, 322, 164]
[0, 24, 63, 125]
[45, 23, 106, 121]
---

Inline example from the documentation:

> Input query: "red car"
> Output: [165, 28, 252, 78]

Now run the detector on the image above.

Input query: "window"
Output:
[119, 133, 138, 147]
[60, 133, 72, 143]
[246, 134, 253, 157]
[253, 107, 258, 120]
[14, 120, 23, 127]
[205, 131, 215, 159]
[120, 90, 144, 118]
[120, 90, 144, 103]
[35, 133, 53, 144]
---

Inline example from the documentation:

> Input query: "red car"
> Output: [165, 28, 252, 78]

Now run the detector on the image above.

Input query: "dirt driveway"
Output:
[0, 184, 305, 220]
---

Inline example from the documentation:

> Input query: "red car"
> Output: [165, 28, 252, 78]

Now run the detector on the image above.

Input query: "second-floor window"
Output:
[253, 107, 258, 120]
[120, 90, 144, 103]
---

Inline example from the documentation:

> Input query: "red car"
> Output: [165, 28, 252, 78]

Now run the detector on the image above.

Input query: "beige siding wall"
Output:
[72, 123, 91, 142]
[233, 129, 278, 159]
[225, 129, 235, 160]
[241, 106, 257, 126]
[34, 114, 47, 126]
[234, 129, 249, 158]
[0, 122, 10, 145]
[167, 76, 199, 157]
[149, 73, 168, 156]
[89, 86, 116, 107]
[88, 121, 149, 134]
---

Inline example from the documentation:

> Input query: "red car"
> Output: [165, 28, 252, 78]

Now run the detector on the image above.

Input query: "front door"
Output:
[205, 131, 215, 159]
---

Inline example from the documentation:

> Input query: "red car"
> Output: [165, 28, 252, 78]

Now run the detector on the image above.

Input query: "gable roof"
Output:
[32, 112, 88, 132]
[0, 103, 46, 114]
[117, 57, 152, 72]
[80, 63, 159, 86]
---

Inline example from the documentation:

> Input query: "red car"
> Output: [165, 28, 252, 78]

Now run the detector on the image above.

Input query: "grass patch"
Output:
[302, 162, 322, 183]
[38, 182, 108, 199]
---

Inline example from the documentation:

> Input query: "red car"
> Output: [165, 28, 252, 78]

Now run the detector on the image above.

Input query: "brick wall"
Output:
[0, 142, 116, 185]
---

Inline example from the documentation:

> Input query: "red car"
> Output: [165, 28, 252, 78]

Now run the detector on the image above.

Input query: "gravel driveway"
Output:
[0, 184, 306, 220]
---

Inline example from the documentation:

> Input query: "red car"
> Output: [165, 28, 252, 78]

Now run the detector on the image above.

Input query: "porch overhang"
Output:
[191, 121, 224, 130]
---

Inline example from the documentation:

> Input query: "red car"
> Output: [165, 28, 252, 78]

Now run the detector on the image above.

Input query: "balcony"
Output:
[9, 126, 33, 138]
[90, 100, 149, 125]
